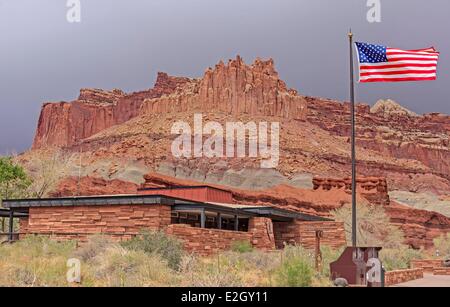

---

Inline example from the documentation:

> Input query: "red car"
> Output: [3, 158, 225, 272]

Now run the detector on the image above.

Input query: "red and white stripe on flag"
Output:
[357, 46, 439, 83]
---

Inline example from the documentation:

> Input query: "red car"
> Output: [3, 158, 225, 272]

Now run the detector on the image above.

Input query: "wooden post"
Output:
[315, 230, 324, 272]
[8, 210, 14, 241]
[234, 215, 239, 231]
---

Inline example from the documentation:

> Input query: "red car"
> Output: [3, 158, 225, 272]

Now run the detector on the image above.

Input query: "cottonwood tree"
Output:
[332, 200, 404, 248]
[0, 157, 32, 233]
[24, 150, 73, 198]
[0, 157, 32, 200]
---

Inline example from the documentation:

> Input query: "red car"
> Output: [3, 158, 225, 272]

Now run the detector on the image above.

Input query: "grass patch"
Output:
[121, 230, 184, 270]
[0, 234, 348, 287]
[230, 240, 253, 253]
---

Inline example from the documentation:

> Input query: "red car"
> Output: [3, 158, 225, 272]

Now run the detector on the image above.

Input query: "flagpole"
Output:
[348, 29, 357, 247]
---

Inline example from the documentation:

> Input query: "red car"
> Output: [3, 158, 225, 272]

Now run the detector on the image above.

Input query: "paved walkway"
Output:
[392, 273, 450, 287]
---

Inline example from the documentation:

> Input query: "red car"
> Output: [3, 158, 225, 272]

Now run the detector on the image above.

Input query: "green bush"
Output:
[274, 246, 314, 287]
[380, 246, 424, 271]
[121, 230, 184, 270]
[275, 256, 313, 287]
[433, 233, 450, 259]
[320, 245, 345, 277]
[230, 240, 253, 253]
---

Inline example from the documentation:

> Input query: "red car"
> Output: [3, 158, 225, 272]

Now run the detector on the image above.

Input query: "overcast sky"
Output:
[1, 0, 449, 154]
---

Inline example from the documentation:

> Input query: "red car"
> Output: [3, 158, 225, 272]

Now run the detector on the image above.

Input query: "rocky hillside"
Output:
[32, 56, 449, 192]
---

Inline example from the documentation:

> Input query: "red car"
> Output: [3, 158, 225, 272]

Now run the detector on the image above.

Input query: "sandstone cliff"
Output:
[140, 56, 308, 120]
[32, 72, 191, 149]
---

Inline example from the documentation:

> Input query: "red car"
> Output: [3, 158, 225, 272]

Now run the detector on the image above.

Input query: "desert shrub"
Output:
[332, 202, 405, 248]
[274, 256, 313, 287]
[73, 234, 114, 262]
[216, 250, 282, 286]
[230, 240, 253, 253]
[2, 235, 76, 258]
[380, 245, 424, 271]
[274, 246, 314, 287]
[180, 255, 243, 287]
[320, 245, 345, 278]
[0, 234, 346, 287]
[121, 230, 184, 270]
[433, 233, 450, 259]
[0, 235, 76, 286]
[222, 250, 281, 271]
[87, 246, 175, 287]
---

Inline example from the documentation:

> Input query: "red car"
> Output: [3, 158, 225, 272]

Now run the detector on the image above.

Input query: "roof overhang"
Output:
[2, 194, 176, 209]
[241, 207, 330, 222]
[0, 208, 28, 218]
[2, 194, 329, 222]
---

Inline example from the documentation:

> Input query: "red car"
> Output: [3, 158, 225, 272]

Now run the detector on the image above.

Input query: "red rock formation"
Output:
[313, 177, 390, 206]
[32, 72, 191, 149]
[50, 176, 138, 197]
[140, 56, 308, 120]
[306, 97, 450, 188]
[386, 202, 450, 249]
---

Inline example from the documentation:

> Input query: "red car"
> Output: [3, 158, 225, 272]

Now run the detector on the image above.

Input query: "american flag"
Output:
[355, 42, 439, 83]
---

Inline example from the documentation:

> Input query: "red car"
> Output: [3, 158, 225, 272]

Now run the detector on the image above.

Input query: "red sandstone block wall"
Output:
[248, 217, 276, 250]
[410, 259, 443, 272]
[22, 204, 171, 240]
[273, 221, 346, 249]
[166, 224, 253, 256]
[433, 268, 450, 275]
[385, 268, 423, 286]
[166, 217, 276, 255]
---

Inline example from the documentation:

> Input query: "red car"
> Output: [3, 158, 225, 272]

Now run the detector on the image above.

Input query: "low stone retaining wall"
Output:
[433, 268, 450, 276]
[166, 224, 253, 256]
[411, 259, 443, 273]
[385, 268, 423, 286]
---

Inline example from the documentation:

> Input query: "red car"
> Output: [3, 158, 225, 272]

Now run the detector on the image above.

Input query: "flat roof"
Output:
[2, 194, 329, 222]
[2, 194, 177, 208]
[205, 202, 328, 221]
[137, 185, 231, 193]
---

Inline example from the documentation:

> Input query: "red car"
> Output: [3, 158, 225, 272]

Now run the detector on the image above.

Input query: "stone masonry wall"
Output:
[20, 205, 344, 255]
[166, 224, 253, 256]
[385, 268, 424, 286]
[273, 220, 346, 249]
[410, 259, 444, 273]
[166, 217, 276, 255]
[248, 217, 276, 250]
[433, 268, 450, 275]
[22, 204, 171, 240]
